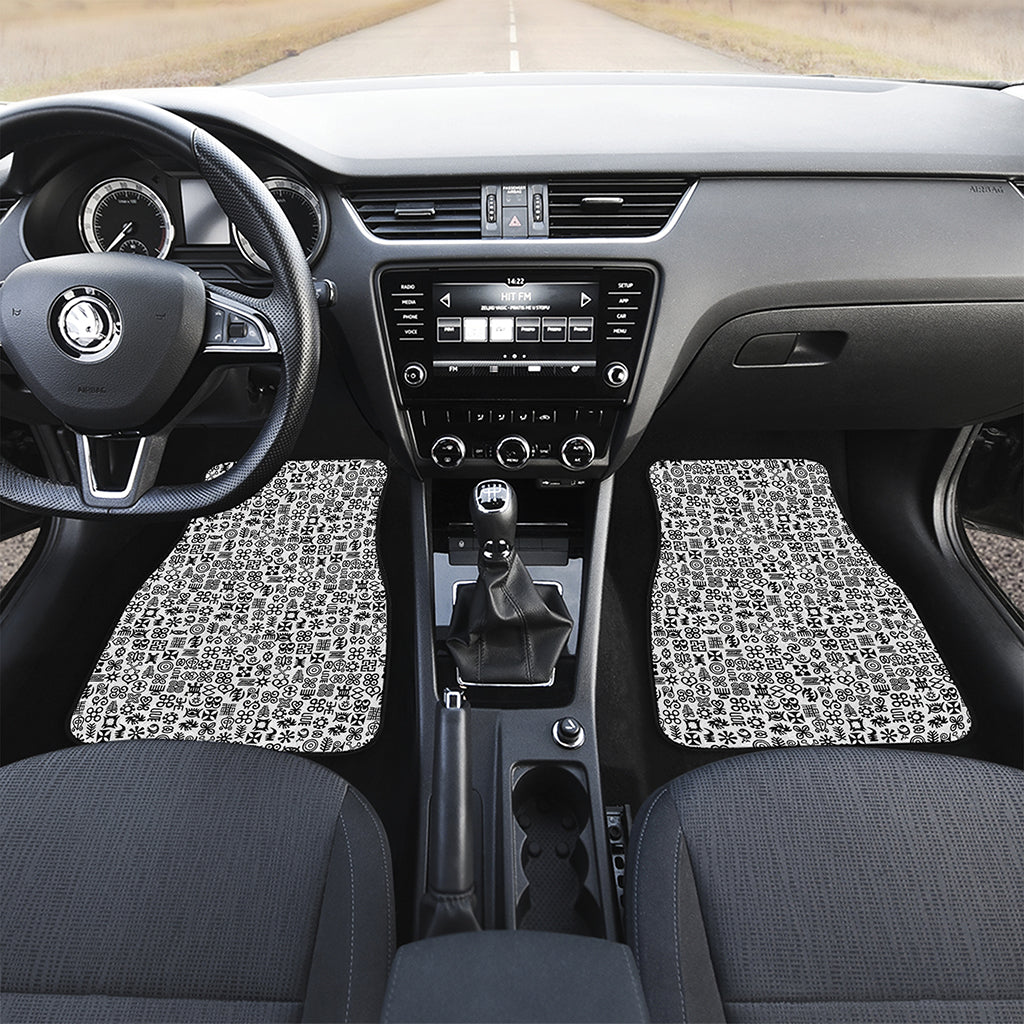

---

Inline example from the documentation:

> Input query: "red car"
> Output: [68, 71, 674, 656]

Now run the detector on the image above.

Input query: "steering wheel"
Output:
[0, 95, 319, 519]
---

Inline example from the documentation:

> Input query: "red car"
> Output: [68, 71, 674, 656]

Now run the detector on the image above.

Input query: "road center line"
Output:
[510, 25, 517, 43]
[510, 49, 520, 72]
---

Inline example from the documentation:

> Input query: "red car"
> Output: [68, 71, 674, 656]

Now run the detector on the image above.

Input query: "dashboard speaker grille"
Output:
[348, 184, 481, 238]
[547, 177, 689, 238]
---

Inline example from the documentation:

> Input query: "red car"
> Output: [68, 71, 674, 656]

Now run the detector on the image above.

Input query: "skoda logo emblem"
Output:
[50, 287, 123, 362]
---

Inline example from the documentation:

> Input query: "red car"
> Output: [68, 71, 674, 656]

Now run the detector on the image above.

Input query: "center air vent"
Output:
[348, 184, 481, 239]
[547, 178, 689, 238]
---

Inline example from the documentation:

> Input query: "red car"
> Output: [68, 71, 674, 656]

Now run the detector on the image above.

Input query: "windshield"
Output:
[1, 0, 1021, 101]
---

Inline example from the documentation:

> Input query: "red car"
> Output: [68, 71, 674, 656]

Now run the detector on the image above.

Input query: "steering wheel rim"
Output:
[0, 94, 320, 520]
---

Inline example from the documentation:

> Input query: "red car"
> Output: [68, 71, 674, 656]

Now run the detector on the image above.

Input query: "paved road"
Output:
[232, 0, 752, 83]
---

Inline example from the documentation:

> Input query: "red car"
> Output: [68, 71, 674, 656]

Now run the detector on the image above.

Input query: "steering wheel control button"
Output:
[403, 362, 427, 387]
[495, 435, 531, 470]
[604, 361, 630, 388]
[431, 435, 466, 469]
[204, 305, 226, 345]
[50, 287, 123, 363]
[553, 717, 586, 749]
[561, 435, 596, 470]
[202, 296, 277, 353]
[224, 314, 263, 346]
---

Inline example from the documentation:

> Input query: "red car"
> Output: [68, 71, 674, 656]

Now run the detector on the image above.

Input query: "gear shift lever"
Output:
[471, 479, 518, 565]
[446, 480, 573, 685]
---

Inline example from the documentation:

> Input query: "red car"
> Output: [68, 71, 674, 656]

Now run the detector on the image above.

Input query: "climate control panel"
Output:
[414, 404, 611, 472]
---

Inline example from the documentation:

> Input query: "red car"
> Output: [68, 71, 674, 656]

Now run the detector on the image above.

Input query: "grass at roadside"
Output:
[580, 0, 1022, 81]
[0, 0, 439, 100]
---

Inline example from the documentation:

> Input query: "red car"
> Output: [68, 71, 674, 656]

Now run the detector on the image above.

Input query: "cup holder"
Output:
[512, 764, 603, 937]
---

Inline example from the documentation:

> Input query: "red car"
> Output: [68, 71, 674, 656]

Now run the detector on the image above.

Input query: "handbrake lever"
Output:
[419, 687, 481, 938]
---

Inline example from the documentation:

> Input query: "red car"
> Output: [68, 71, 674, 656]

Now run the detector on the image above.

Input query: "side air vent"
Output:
[547, 178, 689, 238]
[348, 184, 481, 239]
[0, 196, 17, 222]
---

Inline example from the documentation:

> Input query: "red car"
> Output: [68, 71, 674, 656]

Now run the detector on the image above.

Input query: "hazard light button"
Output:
[502, 209, 528, 238]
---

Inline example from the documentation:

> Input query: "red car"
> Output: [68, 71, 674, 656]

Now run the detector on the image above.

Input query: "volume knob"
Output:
[403, 362, 427, 387]
[604, 362, 629, 388]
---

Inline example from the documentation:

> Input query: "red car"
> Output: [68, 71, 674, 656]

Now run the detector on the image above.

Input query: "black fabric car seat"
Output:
[626, 747, 1024, 1024]
[0, 740, 395, 1023]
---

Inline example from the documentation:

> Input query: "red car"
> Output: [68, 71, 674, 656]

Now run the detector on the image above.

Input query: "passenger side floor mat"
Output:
[650, 459, 970, 748]
[72, 460, 388, 753]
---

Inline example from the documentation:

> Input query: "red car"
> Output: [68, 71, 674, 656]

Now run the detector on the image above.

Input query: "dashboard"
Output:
[1, 72, 1022, 481]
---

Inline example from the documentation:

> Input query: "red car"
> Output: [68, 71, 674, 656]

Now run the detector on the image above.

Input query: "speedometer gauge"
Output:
[80, 178, 174, 258]
[232, 177, 326, 272]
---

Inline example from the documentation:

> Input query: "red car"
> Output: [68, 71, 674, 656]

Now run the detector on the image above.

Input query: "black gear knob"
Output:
[471, 480, 518, 563]
[449, 478, 573, 684]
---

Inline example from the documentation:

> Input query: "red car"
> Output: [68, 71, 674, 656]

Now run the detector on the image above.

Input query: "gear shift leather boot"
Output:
[446, 480, 573, 684]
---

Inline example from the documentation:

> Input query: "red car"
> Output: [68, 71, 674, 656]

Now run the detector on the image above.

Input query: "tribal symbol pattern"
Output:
[72, 460, 388, 753]
[649, 459, 970, 749]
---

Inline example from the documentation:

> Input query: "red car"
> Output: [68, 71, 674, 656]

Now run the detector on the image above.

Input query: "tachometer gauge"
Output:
[232, 177, 326, 272]
[80, 178, 174, 258]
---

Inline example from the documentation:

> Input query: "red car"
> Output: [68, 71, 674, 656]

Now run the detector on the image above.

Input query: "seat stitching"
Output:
[673, 828, 687, 1024]
[724, 997, 1024, 1006]
[502, 583, 535, 679]
[0, 991, 301, 1005]
[337, 798, 356, 1023]
[618, 943, 648, 1019]
[630, 786, 673, 981]
[346, 785, 395, 968]
[382, 946, 407, 1022]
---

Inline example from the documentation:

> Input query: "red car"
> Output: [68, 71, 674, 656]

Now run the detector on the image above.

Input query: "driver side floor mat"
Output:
[650, 459, 970, 749]
[72, 460, 388, 754]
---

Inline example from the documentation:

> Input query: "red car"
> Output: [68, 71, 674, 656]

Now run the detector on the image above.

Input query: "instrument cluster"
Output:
[19, 141, 328, 279]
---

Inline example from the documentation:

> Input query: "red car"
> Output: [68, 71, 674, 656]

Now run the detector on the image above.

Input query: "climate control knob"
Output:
[495, 435, 531, 470]
[560, 435, 595, 471]
[431, 435, 465, 469]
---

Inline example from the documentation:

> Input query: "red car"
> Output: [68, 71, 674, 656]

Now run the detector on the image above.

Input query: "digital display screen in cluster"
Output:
[432, 280, 599, 344]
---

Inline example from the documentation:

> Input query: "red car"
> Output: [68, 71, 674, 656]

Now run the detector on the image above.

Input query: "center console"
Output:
[378, 263, 658, 474]
[399, 270, 648, 943]
[419, 474, 626, 942]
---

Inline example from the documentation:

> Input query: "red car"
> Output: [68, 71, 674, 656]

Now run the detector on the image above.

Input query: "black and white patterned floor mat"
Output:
[650, 459, 970, 749]
[72, 460, 388, 753]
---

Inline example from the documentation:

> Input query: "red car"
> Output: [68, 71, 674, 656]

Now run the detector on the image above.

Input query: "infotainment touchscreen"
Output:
[432, 281, 600, 315]
[430, 280, 599, 344]
[379, 263, 657, 402]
